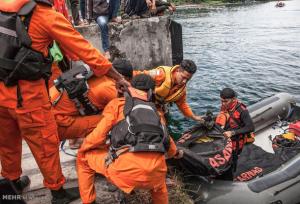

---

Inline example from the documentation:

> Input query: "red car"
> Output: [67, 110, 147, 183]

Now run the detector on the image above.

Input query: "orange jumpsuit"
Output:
[50, 75, 118, 140]
[0, 2, 111, 190]
[77, 98, 177, 204]
[133, 67, 194, 123]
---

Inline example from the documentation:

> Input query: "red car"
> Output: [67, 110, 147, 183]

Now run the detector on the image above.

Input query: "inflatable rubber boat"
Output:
[173, 93, 300, 204]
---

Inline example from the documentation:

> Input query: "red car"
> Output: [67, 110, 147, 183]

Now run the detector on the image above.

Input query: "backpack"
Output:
[105, 89, 170, 166]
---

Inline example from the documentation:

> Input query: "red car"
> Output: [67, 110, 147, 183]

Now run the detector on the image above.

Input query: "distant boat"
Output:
[275, 1, 285, 7]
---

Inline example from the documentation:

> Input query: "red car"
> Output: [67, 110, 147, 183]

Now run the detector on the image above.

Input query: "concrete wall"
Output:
[76, 16, 182, 70]
[76, 24, 102, 53]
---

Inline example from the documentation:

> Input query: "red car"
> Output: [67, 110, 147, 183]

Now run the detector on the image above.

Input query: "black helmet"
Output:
[131, 74, 155, 91]
[113, 58, 133, 79]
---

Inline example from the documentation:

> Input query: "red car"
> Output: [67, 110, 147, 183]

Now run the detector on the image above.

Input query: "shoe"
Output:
[83, 19, 89, 25]
[12, 176, 31, 193]
[51, 187, 80, 204]
[130, 14, 140, 20]
[140, 10, 151, 18]
[157, 11, 165, 16]
[121, 13, 130, 20]
[111, 17, 122, 23]
[75, 20, 85, 27]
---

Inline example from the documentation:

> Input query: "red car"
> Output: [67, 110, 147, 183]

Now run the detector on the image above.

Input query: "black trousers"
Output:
[216, 149, 239, 181]
[125, 0, 148, 16]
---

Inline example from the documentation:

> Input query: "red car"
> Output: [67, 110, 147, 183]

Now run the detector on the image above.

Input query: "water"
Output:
[169, 0, 300, 138]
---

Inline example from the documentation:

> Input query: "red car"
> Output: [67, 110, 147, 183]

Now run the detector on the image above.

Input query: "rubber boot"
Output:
[12, 176, 31, 193]
[51, 187, 80, 204]
[0, 176, 29, 204]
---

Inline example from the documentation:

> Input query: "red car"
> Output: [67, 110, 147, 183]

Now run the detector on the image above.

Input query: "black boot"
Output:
[51, 187, 80, 204]
[12, 176, 31, 193]
[0, 177, 29, 204]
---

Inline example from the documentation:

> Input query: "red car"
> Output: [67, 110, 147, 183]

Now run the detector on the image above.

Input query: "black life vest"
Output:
[225, 102, 254, 152]
[0, 0, 53, 107]
[53, 61, 99, 116]
[0, 0, 53, 86]
[106, 89, 170, 165]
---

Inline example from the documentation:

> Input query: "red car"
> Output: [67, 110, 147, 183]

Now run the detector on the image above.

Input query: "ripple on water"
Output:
[168, 0, 300, 136]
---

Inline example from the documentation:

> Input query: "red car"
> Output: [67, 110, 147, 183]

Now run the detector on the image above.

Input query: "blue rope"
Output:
[60, 140, 77, 157]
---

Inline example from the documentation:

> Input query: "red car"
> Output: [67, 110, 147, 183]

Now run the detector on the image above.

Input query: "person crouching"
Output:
[76, 74, 183, 204]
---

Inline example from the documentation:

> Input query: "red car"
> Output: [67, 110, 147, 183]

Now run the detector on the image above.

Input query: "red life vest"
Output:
[225, 102, 255, 151]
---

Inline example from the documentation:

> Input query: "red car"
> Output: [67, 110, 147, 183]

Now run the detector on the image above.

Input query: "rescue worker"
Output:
[50, 59, 133, 148]
[0, 0, 129, 203]
[215, 88, 255, 180]
[77, 74, 183, 204]
[133, 59, 203, 124]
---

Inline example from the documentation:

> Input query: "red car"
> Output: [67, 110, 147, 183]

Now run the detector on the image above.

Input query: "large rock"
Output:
[76, 16, 183, 70]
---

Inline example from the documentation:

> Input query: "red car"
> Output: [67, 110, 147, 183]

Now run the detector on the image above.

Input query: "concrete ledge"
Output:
[76, 16, 183, 69]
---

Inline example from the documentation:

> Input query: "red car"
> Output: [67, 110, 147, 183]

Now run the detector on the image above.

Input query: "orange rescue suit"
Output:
[77, 98, 178, 204]
[50, 75, 118, 140]
[0, 1, 111, 190]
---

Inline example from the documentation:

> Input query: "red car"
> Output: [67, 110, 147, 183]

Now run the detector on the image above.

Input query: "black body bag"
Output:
[173, 124, 233, 177]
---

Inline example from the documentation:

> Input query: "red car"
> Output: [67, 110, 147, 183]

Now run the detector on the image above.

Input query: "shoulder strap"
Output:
[16, 12, 33, 48]
[123, 92, 134, 117]
[18, 0, 37, 16]
[228, 103, 243, 127]
[15, 0, 37, 47]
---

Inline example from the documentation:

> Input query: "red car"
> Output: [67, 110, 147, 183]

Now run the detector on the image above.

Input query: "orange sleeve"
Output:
[215, 112, 228, 127]
[133, 68, 165, 86]
[167, 137, 177, 158]
[46, 10, 112, 77]
[175, 90, 194, 118]
[79, 99, 120, 153]
[88, 76, 118, 110]
[97, 85, 118, 109]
